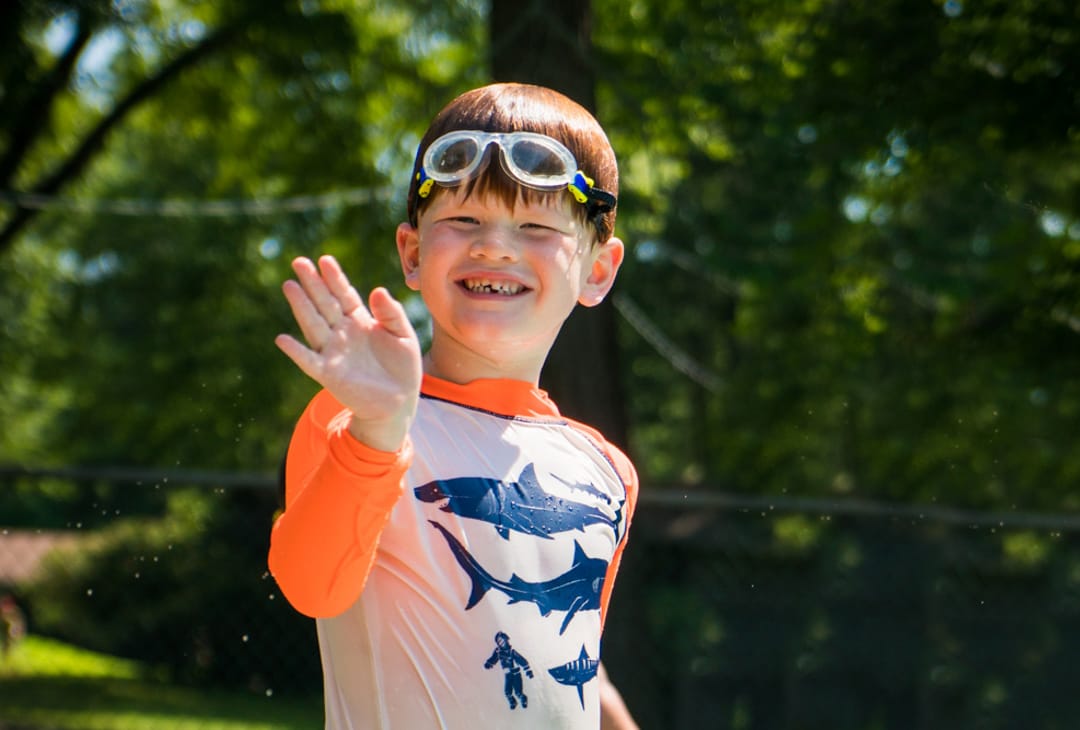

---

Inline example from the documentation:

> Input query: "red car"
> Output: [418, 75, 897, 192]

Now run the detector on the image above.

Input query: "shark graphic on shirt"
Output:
[428, 520, 606, 634]
[414, 463, 620, 540]
[548, 645, 600, 710]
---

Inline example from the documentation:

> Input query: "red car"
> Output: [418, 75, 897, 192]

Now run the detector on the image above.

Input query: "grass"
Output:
[0, 635, 322, 730]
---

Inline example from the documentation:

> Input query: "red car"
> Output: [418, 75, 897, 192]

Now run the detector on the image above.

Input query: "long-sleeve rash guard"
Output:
[268, 375, 637, 729]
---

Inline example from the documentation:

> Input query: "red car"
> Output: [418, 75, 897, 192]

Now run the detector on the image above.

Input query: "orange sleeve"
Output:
[567, 420, 639, 629]
[599, 446, 637, 628]
[268, 390, 412, 618]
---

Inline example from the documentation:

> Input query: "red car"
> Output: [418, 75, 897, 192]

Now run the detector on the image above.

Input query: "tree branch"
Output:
[0, 21, 94, 186]
[0, 24, 241, 255]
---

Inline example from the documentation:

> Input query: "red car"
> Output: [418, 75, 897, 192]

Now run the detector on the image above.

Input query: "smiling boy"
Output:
[269, 83, 638, 729]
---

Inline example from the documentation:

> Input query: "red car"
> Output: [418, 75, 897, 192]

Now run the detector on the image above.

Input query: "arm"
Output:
[268, 256, 422, 618]
[599, 662, 640, 730]
[267, 390, 411, 617]
[515, 650, 534, 678]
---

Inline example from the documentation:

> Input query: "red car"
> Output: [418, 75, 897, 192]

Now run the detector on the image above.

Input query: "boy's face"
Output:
[396, 187, 623, 378]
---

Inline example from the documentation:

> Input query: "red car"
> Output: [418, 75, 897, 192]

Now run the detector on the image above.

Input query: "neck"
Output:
[422, 339, 548, 385]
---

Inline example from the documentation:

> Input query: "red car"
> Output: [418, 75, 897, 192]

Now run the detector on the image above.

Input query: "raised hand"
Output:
[275, 255, 422, 452]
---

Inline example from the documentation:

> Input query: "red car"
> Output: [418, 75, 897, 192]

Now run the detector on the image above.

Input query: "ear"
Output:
[578, 236, 625, 307]
[396, 222, 421, 291]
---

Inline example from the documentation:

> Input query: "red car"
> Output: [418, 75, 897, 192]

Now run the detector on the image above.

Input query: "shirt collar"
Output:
[421, 374, 562, 419]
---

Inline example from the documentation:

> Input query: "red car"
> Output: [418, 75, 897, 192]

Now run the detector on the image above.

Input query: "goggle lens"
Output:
[505, 137, 573, 185]
[430, 137, 482, 178]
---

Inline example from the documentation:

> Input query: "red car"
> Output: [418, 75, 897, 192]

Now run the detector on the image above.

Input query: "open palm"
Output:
[275, 255, 422, 452]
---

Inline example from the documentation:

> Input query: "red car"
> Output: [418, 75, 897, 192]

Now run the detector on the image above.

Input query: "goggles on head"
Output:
[414, 130, 616, 218]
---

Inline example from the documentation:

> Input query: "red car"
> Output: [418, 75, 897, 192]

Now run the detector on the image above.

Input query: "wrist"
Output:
[345, 414, 411, 453]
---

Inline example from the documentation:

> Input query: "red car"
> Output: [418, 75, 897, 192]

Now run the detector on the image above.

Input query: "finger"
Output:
[282, 279, 332, 348]
[275, 333, 324, 381]
[292, 256, 345, 327]
[368, 287, 417, 339]
[318, 255, 368, 321]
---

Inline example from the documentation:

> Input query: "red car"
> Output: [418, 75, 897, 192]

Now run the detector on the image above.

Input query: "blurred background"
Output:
[1, 1, 1078, 728]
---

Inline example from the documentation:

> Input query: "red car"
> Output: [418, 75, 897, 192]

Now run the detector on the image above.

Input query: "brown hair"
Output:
[406, 83, 619, 243]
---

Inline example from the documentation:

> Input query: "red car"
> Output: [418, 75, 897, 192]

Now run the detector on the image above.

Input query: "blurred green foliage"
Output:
[594, 0, 1079, 507]
[605, 508, 1080, 729]
[25, 486, 319, 691]
[1, 0, 1076, 510]
[0, 1, 1078, 727]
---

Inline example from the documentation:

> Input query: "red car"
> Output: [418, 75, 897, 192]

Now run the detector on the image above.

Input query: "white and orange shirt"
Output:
[269, 375, 637, 730]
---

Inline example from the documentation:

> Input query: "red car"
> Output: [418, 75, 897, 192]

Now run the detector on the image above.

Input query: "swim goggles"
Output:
[414, 130, 616, 217]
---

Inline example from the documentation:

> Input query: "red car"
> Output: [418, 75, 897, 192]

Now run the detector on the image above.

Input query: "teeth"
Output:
[464, 278, 522, 295]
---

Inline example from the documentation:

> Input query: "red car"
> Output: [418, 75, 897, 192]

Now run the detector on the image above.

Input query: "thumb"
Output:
[368, 287, 415, 338]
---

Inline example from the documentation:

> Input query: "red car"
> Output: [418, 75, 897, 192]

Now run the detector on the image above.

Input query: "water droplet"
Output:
[265, 689, 273, 697]
[86, 589, 94, 596]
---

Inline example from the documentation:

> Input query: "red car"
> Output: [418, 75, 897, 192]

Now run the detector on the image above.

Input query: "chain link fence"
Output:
[3, 474, 1080, 729]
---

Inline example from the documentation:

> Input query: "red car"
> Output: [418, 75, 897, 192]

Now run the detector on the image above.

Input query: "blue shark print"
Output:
[551, 473, 624, 534]
[548, 645, 600, 710]
[414, 463, 618, 540]
[551, 473, 612, 505]
[428, 520, 606, 634]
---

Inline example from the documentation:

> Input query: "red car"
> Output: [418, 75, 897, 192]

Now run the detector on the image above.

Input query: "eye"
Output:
[437, 215, 479, 227]
[521, 222, 559, 233]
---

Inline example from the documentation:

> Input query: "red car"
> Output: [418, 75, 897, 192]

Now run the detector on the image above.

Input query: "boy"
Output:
[269, 83, 638, 729]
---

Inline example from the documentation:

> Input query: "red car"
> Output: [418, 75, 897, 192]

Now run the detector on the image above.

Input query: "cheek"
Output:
[549, 236, 590, 266]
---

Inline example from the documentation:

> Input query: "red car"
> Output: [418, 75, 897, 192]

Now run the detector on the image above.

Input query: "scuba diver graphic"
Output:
[483, 632, 534, 710]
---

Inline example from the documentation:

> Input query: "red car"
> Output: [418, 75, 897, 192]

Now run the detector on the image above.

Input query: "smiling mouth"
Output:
[460, 278, 527, 296]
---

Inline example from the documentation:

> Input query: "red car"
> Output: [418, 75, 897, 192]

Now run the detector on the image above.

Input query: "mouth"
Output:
[459, 277, 528, 296]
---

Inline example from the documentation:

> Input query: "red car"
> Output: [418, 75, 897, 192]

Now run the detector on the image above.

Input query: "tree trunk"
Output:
[489, 0, 629, 451]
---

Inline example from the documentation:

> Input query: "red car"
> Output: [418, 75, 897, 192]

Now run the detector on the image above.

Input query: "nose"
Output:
[469, 223, 519, 261]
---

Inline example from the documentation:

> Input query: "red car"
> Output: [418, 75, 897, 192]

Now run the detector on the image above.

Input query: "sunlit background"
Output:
[1, 1, 1078, 728]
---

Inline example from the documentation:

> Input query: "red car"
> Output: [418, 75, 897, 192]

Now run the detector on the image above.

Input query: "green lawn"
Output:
[0, 635, 322, 730]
